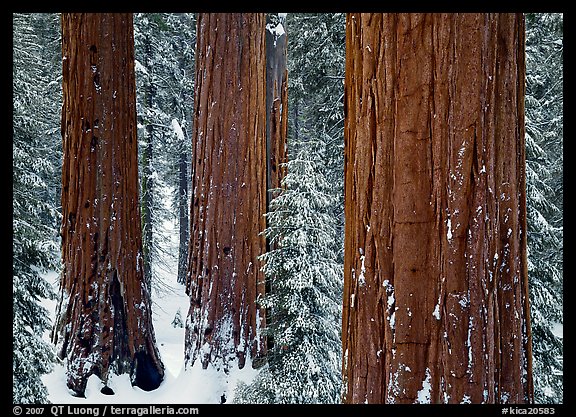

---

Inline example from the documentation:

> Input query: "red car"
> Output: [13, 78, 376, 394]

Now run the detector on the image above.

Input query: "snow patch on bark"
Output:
[358, 255, 366, 286]
[389, 311, 396, 329]
[266, 22, 286, 47]
[415, 368, 432, 403]
[383, 280, 395, 329]
[467, 316, 474, 374]
[432, 303, 441, 320]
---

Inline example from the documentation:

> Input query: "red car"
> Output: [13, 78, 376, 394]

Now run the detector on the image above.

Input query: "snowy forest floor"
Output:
[40, 187, 258, 403]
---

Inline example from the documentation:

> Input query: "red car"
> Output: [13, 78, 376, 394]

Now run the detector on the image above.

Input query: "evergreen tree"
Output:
[525, 12, 563, 404]
[287, 13, 345, 144]
[133, 13, 195, 288]
[12, 12, 60, 404]
[235, 136, 342, 404]
[286, 14, 345, 259]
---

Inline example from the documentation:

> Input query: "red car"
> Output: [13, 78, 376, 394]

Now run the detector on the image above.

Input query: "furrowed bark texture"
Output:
[55, 13, 164, 396]
[342, 13, 533, 404]
[185, 13, 267, 371]
[265, 16, 288, 203]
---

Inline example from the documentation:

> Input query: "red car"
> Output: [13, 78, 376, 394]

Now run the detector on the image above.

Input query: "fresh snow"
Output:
[171, 119, 185, 141]
[40, 187, 259, 404]
[415, 368, 432, 404]
[134, 59, 149, 75]
[432, 303, 441, 320]
[551, 322, 563, 339]
[266, 22, 286, 39]
[266, 21, 286, 48]
[357, 254, 366, 286]
[273, 23, 286, 38]
[42, 357, 259, 404]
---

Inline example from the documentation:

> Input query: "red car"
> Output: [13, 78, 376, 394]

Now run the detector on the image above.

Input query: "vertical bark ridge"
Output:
[342, 13, 532, 404]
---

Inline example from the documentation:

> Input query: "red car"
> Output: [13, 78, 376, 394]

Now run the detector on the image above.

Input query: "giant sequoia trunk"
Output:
[54, 13, 164, 396]
[185, 13, 267, 372]
[342, 13, 533, 404]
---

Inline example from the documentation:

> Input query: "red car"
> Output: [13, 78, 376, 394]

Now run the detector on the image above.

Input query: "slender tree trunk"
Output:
[141, 32, 154, 290]
[342, 13, 533, 404]
[293, 98, 300, 142]
[54, 13, 164, 397]
[265, 14, 288, 204]
[177, 142, 189, 286]
[263, 14, 289, 353]
[185, 13, 267, 373]
[176, 22, 193, 286]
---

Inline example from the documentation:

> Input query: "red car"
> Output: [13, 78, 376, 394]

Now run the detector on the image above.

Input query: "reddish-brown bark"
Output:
[54, 13, 164, 396]
[185, 13, 267, 372]
[342, 13, 532, 404]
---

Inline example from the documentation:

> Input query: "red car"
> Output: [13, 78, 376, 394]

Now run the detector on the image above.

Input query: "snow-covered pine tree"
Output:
[164, 13, 196, 287]
[287, 13, 345, 145]
[134, 13, 195, 288]
[13, 13, 60, 403]
[286, 14, 345, 264]
[235, 136, 342, 404]
[525, 12, 563, 404]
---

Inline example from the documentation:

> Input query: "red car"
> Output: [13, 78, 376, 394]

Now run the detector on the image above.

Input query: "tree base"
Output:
[132, 351, 164, 391]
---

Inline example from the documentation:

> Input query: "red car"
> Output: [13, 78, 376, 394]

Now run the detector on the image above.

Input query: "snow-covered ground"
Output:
[40, 190, 258, 404]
